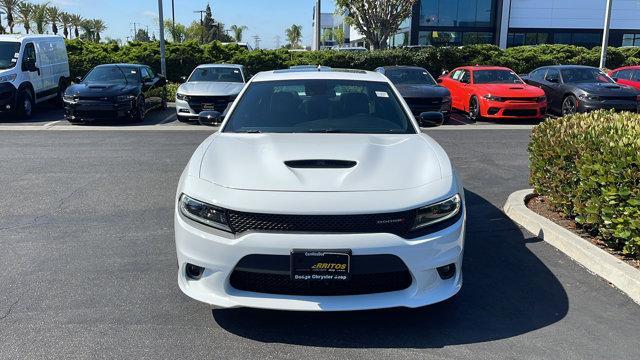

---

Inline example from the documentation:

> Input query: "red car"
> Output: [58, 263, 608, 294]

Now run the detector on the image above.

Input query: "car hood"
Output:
[394, 84, 450, 98]
[66, 83, 138, 97]
[573, 82, 640, 95]
[178, 81, 244, 96]
[198, 133, 443, 192]
[473, 83, 544, 97]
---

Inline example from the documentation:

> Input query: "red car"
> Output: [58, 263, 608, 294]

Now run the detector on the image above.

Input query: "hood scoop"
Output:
[284, 159, 357, 169]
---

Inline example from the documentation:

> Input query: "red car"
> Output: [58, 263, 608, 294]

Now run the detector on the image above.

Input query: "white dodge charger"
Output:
[175, 68, 465, 311]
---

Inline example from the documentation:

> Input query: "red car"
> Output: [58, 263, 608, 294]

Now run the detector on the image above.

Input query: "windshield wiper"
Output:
[306, 129, 343, 133]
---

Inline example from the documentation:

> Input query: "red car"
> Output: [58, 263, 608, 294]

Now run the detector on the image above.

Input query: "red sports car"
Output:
[609, 66, 640, 90]
[438, 66, 547, 121]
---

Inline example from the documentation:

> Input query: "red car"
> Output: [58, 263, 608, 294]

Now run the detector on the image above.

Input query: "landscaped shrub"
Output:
[529, 111, 640, 257]
[65, 39, 640, 83]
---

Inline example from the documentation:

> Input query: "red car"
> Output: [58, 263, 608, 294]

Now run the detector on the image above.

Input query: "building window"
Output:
[419, 31, 493, 46]
[507, 32, 548, 47]
[390, 31, 410, 48]
[420, 0, 496, 27]
[622, 33, 640, 46]
[462, 32, 494, 45]
[552, 32, 601, 48]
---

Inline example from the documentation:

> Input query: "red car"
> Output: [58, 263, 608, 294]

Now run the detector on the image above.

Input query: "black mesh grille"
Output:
[404, 97, 443, 115]
[230, 270, 412, 295]
[502, 109, 538, 117]
[227, 209, 416, 236]
[187, 95, 232, 113]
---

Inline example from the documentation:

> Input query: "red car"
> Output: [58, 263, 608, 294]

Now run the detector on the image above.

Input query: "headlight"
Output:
[442, 95, 451, 103]
[116, 94, 136, 102]
[63, 94, 76, 103]
[411, 194, 462, 231]
[179, 194, 231, 232]
[176, 92, 188, 101]
[537, 96, 547, 103]
[0, 73, 17, 83]
[579, 94, 602, 101]
[483, 94, 503, 102]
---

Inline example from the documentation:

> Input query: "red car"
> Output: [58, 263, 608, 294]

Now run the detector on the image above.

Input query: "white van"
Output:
[0, 35, 70, 119]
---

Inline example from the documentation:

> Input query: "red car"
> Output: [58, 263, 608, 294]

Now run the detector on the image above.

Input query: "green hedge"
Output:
[65, 39, 640, 83]
[529, 111, 640, 257]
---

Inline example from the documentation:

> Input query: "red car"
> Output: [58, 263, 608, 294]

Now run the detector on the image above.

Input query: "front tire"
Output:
[55, 79, 68, 107]
[131, 96, 145, 122]
[468, 96, 481, 121]
[562, 95, 578, 116]
[17, 89, 34, 119]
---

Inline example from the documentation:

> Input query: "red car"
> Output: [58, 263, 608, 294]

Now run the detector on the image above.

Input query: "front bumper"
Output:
[175, 98, 200, 120]
[175, 206, 465, 311]
[0, 82, 17, 113]
[578, 99, 639, 113]
[64, 99, 134, 122]
[480, 99, 547, 119]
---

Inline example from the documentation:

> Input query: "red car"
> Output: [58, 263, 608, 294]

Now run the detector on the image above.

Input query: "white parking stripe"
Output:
[43, 120, 62, 128]
[158, 113, 176, 125]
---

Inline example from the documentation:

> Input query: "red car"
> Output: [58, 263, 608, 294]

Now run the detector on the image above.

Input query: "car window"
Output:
[459, 70, 470, 83]
[145, 67, 155, 78]
[560, 68, 614, 84]
[22, 43, 36, 68]
[83, 66, 127, 85]
[451, 70, 463, 80]
[473, 70, 522, 84]
[530, 69, 546, 82]
[614, 69, 633, 80]
[384, 68, 437, 86]
[633, 70, 640, 81]
[189, 67, 244, 83]
[118, 66, 141, 83]
[545, 69, 560, 82]
[140, 67, 151, 80]
[223, 79, 415, 134]
[0, 41, 21, 70]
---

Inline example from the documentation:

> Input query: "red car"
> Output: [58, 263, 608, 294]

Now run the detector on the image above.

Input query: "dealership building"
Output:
[387, 0, 640, 48]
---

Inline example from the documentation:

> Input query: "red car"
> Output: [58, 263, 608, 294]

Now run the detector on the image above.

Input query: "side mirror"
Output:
[418, 111, 444, 128]
[157, 74, 167, 86]
[436, 78, 443, 84]
[74, 76, 83, 83]
[198, 110, 222, 126]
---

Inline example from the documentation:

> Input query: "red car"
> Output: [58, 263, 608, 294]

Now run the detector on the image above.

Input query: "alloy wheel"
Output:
[562, 96, 577, 116]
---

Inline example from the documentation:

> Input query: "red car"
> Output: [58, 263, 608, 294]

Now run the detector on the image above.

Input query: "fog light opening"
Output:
[437, 264, 456, 280]
[487, 107, 500, 115]
[185, 263, 205, 280]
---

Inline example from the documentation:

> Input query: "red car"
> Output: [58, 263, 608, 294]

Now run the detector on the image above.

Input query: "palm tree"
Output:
[229, 24, 247, 42]
[69, 13, 82, 38]
[90, 19, 106, 42]
[32, 3, 48, 34]
[0, 0, 20, 33]
[46, 5, 60, 35]
[285, 24, 303, 49]
[60, 12, 71, 38]
[15, 1, 31, 34]
[79, 19, 93, 40]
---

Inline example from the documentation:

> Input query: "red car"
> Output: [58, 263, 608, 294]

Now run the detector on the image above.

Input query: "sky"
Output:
[25, 0, 336, 49]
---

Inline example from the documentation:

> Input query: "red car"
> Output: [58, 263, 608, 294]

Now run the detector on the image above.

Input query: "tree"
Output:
[202, 3, 214, 41]
[60, 12, 71, 38]
[230, 24, 247, 42]
[91, 19, 106, 42]
[0, 0, 19, 33]
[334, 26, 345, 46]
[321, 28, 333, 47]
[47, 5, 60, 35]
[285, 24, 302, 49]
[185, 21, 205, 42]
[134, 28, 150, 42]
[32, 3, 48, 34]
[15, 1, 31, 34]
[164, 19, 186, 43]
[335, 0, 416, 50]
[70, 13, 82, 38]
[79, 20, 93, 40]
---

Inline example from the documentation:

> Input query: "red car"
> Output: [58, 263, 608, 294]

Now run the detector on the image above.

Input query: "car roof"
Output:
[0, 34, 64, 41]
[458, 66, 513, 71]
[611, 65, 640, 71]
[195, 63, 243, 69]
[96, 63, 146, 68]
[378, 66, 427, 71]
[252, 68, 387, 82]
[542, 65, 598, 69]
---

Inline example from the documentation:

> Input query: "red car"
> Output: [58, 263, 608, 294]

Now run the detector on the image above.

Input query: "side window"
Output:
[145, 67, 155, 78]
[531, 69, 546, 81]
[451, 69, 462, 80]
[460, 70, 470, 83]
[22, 43, 36, 68]
[140, 67, 151, 81]
[633, 70, 640, 81]
[615, 69, 632, 80]
[545, 69, 560, 82]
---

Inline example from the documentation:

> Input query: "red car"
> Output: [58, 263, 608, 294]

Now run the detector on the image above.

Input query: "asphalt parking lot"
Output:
[0, 103, 545, 130]
[0, 126, 638, 360]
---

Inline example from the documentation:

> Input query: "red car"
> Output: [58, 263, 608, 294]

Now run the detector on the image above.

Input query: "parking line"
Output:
[158, 113, 176, 125]
[43, 120, 62, 128]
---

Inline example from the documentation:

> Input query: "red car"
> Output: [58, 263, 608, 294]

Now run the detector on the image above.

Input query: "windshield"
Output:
[223, 79, 415, 134]
[473, 70, 523, 84]
[0, 42, 21, 70]
[83, 66, 137, 85]
[385, 68, 436, 85]
[561, 68, 614, 84]
[189, 67, 244, 83]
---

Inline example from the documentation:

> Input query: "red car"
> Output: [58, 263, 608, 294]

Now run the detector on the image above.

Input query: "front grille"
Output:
[230, 254, 412, 295]
[600, 96, 637, 101]
[72, 110, 118, 119]
[502, 109, 538, 117]
[404, 97, 443, 115]
[227, 209, 416, 237]
[187, 95, 232, 113]
[502, 97, 538, 103]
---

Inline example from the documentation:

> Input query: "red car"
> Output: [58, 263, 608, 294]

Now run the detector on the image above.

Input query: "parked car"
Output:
[608, 66, 640, 90]
[0, 34, 70, 119]
[175, 64, 248, 123]
[376, 66, 451, 122]
[439, 66, 547, 121]
[63, 64, 166, 124]
[175, 68, 464, 311]
[524, 65, 640, 115]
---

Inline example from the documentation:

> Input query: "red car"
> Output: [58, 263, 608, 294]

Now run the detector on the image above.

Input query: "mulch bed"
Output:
[527, 195, 640, 270]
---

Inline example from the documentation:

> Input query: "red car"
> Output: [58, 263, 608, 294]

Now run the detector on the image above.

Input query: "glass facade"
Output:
[419, 31, 493, 46]
[420, 0, 496, 27]
[622, 33, 640, 46]
[507, 31, 601, 48]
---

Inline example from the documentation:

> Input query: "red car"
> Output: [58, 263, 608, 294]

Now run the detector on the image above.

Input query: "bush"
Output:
[529, 111, 640, 257]
[66, 40, 640, 83]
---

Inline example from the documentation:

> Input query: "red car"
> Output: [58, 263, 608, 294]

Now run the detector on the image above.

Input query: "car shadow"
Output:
[67, 107, 178, 127]
[0, 101, 65, 124]
[210, 190, 569, 348]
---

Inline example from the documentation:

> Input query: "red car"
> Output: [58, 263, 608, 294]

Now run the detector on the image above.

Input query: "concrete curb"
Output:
[503, 189, 640, 304]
